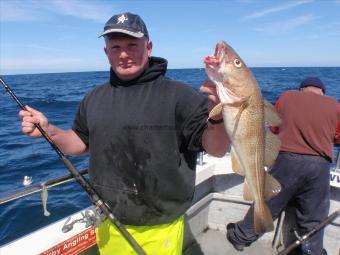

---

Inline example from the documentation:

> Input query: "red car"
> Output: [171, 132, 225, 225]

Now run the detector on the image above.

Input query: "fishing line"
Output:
[0, 76, 147, 255]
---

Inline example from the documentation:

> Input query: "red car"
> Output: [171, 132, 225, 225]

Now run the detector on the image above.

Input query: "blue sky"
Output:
[1, 0, 340, 75]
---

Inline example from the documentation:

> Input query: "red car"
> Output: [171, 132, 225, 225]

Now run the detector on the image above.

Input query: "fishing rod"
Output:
[0, 77, 147, 255]
[0, 169, 88, 205]
[277, 209, 339, 255]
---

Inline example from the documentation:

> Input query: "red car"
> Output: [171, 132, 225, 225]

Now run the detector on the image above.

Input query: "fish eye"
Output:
[234, 59, 242, 68]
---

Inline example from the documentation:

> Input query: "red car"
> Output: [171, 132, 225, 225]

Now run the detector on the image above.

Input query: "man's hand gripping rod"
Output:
[0, 77, 147, 255]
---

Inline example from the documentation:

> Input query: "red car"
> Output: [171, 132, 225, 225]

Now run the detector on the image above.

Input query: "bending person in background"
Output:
[19, 12, 229, 255]
[227, 77, 340, 255]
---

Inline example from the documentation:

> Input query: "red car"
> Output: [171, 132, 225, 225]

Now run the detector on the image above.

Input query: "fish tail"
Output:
[254, 201, 274, 234]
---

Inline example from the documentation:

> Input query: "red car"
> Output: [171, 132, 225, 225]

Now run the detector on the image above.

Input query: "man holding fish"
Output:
[19, 12, 229, 255]
[205, 41, 339, 255]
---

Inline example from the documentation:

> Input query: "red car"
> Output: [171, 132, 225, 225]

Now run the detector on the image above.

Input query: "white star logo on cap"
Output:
[117, 14, 128, 24]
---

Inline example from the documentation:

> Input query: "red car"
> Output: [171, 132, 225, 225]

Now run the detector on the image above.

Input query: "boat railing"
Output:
[0, 169, 88, 205]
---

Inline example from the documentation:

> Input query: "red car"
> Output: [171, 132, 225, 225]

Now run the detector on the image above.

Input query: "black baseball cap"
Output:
[99, 12, 149, 39]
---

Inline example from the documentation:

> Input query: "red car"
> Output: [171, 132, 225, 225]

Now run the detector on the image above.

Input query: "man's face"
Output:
[301, 86, 324, 95]
[104, 35, 152, 81]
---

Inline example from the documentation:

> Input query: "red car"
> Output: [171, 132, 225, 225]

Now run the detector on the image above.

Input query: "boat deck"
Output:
[185, 228, 273, 255]
[183, 153, 340, 255]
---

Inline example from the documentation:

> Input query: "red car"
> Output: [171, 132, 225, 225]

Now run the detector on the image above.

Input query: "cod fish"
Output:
[205, 41, 282, 234]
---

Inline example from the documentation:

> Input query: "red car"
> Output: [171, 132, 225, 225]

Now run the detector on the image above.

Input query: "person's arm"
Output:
[200, 80, 230, 157]
[335, 120, 340, 145]
[19, 105, 87, 156]
[269, 93, 286, 134]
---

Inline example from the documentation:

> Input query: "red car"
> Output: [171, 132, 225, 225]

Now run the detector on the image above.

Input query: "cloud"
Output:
[46, 0, 114, 22]
[254, 14, 316, 34]
[0, 0, 114, 23]
[0, 1, 50, 22]
[243, 0, 313, 20]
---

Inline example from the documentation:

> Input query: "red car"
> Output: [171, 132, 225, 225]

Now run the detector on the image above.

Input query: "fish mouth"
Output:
[215, 41, 228, 60]
[204, 41, 241, 101]
[204, 55, 220, 67]
[204, 41, 228, 69]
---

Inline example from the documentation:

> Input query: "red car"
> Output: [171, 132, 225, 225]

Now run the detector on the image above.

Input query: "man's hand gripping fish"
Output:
[205, 41, 282, 234]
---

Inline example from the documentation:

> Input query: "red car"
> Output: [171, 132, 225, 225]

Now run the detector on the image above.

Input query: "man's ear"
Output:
[104, 46, 108, 56]
[147, 40, 153, 57]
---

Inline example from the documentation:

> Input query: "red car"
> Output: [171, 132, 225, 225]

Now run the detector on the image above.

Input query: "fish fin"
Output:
[243, 179, 254, 201]
[231, 148, 245, 175]
[230, 99, 249, 138]
[264, 99, 281, 126]
[254, 201, 274, 234]
[264, 173, 282, 199]
[208, 102, 224, 119]
[264, 130, 281, 167]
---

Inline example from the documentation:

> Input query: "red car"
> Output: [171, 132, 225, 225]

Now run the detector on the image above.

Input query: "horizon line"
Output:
[2, 66, 340, 76]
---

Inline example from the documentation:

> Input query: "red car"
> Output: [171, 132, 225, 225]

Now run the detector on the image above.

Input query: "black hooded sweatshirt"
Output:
[73, 57, 208, 225]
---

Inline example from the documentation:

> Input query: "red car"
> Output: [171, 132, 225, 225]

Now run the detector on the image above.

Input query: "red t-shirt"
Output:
[271, 90, 339, 161]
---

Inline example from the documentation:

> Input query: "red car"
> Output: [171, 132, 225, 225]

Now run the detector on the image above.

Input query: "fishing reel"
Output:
[62, 206, 106, 233]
